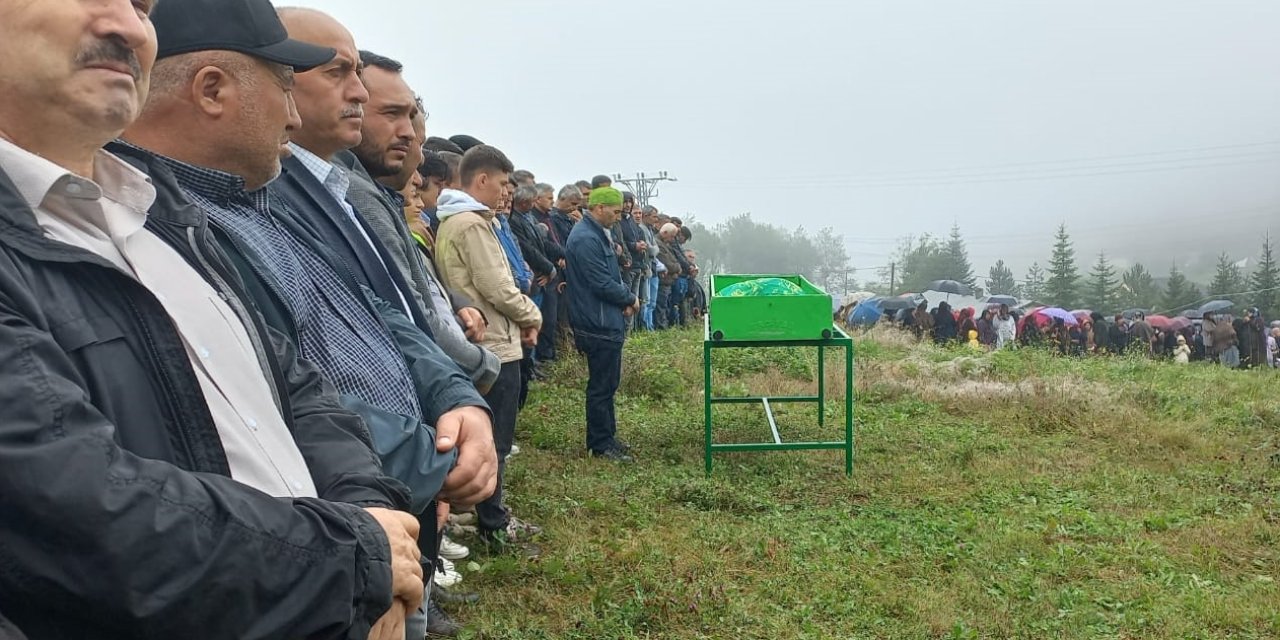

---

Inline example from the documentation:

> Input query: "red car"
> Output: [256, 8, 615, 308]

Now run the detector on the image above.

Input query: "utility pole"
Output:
[889, 262, 897, 296]
[612, 171, 677, 208]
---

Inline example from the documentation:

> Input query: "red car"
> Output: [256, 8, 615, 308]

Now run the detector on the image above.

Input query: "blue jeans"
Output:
[670, 276, 689, 327]
[575, 333, 624, 453]
[642, 275, 658, 330]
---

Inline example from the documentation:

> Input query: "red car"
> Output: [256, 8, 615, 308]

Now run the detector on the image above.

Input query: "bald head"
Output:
[277, 7, 368, 159]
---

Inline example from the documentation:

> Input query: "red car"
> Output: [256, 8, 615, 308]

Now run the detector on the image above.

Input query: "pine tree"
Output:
[1022, 262, 1047, 302]
[1120, 263, 1158, 310]
[1162, 264, 1202, 312]
[1085, 252, 1119, 313]
[1044, 224, 1080, 308]
[1250, 233, 1279, 319]
[986, 260, 1018, 296]
[1208, 252, 1246, 305]
[943, 224, 977, 288]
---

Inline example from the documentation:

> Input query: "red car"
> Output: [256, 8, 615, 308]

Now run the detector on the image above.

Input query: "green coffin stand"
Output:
[709, 274, 833, 342]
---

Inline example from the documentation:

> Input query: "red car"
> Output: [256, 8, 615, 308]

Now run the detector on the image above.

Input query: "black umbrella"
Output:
[877, 297, 918, 311]
[1179, 309, 1204, 320]
[924, 279, 973, 296]
[1199, 300, 1234, 314]
[1122, 308, 1147, 320]
[984, 295, 1018, 306]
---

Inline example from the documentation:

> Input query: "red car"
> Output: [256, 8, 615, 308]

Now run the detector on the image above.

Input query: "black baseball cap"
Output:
[152, 0, 336, 71]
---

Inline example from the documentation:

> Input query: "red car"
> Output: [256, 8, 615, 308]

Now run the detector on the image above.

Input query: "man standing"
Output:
[436, 145, 544, 552]
[639, 206, 663, 330]
[566, 187, 639, 462]
[0, 0, 425, 637]
[529, 182, 567, 359]
[616, 192, 649, 332]
[1130, 312, 1156, 357]
[993, 304, 1017, 349]
[655, 222, 684, 329]
[547, 184, 583, 348]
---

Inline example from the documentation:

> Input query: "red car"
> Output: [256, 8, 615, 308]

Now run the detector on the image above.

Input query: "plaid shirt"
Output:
[154, 152, 422, 422]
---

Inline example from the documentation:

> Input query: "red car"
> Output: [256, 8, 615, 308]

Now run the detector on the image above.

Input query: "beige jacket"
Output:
[436, 205, 541, 363]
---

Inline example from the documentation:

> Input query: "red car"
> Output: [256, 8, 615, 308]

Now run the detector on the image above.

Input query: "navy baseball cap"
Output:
[152, 0, 336, 71]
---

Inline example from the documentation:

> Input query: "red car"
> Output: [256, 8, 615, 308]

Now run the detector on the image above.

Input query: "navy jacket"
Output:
[565, 214, 637, 342]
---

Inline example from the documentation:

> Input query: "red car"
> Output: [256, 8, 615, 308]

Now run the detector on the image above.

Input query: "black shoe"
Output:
[432, 583, 480, 605]
[591, 447, 634, 464]
[426, 598, 461, 637]
[614, 438, 632, 452]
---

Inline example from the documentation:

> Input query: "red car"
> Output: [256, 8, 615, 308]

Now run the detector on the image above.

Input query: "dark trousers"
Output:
[519, 347, 534, 410]
[536, 275, 560, 361]
[575, 334, 623, 454]
[656, 283, 672, 330]
[670, 276, 689, 327]
[477, 361, 520, 534]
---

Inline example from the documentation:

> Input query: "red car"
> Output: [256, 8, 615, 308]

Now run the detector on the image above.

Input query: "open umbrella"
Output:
[984, 294, 1018, 306]
[877, 296, 918, 311]
[1179, 309, 1204, 319]
[1038, 307, 1079, 326]
[1122, 308, 1148, 320]
[1199, 300, 1234, 314]
[924, 279, 973, 297]
[1070, 309, 1092, 320]
[1166, 316, 1193, 333]
[847, 299, 883, 326]
[1145, 315, 1173, 331]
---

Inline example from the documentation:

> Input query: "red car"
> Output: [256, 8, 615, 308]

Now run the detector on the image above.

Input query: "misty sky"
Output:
[290, 0, 1280, 280]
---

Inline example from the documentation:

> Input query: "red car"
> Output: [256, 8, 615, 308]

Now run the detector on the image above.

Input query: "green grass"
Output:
[453, 326, 1280, 639]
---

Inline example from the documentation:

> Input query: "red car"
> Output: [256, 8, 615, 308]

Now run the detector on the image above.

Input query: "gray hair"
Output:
[513, 185, 539, 207]
[660, 223, 679, 236]
[534, 182, 555, 197]
[641, 205, 659, 216]
[557, 184, 582, 201]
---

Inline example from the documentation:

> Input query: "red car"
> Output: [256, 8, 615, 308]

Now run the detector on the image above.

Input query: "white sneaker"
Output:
[433, 556, 462, 588]
[439, 535, 470, 561]
[507, 443, 521, 458]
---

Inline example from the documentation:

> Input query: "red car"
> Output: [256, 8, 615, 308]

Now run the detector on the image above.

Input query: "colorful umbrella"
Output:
[1070, 309, 1092, 320]
[1038, 307, 1080, 326]
[1167, 317, 1193, 333]
[1145, 315, 1173, 331]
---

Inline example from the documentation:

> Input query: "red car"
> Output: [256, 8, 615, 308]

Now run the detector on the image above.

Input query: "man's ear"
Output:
[192, 65, 233, 118]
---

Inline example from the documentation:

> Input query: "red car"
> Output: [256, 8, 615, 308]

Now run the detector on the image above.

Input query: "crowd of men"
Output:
[0, 1, 707, 638]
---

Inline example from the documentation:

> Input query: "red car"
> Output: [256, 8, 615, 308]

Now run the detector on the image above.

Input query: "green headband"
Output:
[588, 187, 624, 207]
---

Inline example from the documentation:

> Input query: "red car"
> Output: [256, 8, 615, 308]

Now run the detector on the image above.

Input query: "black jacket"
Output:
[617, 214, 646, 273]
[509, 209, 556, 279]
[0, 160, 407, 639]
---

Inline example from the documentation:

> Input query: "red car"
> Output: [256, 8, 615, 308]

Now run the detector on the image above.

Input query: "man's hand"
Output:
[536, 275, 550, 287]
[557, 258, 566, 269]
[367, 599, 407, 640]
[436, 501, 451, 532]
[623, 304, 636, 318]
[521, 325, 539, 347]
[613, 243, 624, 257]
[557, 281, 568, 294]
[362, 508, 423, 611]
[435, 406, 498, 506]
[456, 307, 486, 343]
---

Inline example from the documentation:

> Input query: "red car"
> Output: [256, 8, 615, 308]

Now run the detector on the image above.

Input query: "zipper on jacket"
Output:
[187, 226, 284, 415]
[123, 294, 200, 469]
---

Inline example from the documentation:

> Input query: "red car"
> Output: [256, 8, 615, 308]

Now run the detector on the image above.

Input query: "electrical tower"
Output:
[611, 171, 677, 208]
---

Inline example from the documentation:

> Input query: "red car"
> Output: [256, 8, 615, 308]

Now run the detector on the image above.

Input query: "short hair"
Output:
[418, 150, 452, 183]
[438, 151, 462, 180]
[574, 180, 591, 191]
[513, 169, 535, 183]
[641, 205, 658, 216]
[424, 136, 463, 154]
[670, 217, 683, 226]
[148, 50, 266, 102]
[459, 145, 514, 187]
[534, 182, 555, 197]
[359, 50, 403, 73]
[678, 227, 692, 241]
[660, 223, 679, 235]
[591, 174, 612, 188]
[513, 185, 538, 207]
[557, 184, 582, 202]
[450, 134, 485, 152]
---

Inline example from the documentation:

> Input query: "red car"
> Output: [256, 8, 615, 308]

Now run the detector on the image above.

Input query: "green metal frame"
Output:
[703, 317, 856, 475]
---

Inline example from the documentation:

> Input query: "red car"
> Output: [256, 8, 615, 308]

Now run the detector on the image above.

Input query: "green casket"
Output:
[709, 274, 833, 341]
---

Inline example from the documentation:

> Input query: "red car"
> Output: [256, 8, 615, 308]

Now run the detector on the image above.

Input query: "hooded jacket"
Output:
[435, 190, 542, 362]
[0, 158, 407, 639]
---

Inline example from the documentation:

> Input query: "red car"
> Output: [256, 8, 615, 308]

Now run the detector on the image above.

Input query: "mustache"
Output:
[74, 38, 141, 80]
[340, 105, 364, 118]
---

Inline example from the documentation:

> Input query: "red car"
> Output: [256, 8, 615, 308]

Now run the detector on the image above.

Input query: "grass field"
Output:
[453, 326, 1280, 639]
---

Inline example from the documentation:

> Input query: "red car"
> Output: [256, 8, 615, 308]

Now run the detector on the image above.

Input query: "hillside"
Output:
[453, 327, 1280, 639]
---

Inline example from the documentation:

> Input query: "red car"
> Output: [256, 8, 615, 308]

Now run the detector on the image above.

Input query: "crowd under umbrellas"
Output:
[838, 288, 1280, 369]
